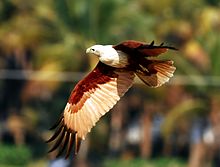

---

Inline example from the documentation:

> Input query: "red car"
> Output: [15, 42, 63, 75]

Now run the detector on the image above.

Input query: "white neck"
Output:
[98, 45, 129, 68]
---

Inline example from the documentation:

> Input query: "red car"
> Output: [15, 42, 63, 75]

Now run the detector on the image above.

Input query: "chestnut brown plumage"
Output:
[46, 40, 177, 158]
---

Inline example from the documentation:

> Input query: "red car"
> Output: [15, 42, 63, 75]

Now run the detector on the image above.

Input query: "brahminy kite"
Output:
[47, 40, 176, 158]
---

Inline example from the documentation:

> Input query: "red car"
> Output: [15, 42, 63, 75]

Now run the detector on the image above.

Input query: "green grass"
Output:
[0, 145, 31, 166]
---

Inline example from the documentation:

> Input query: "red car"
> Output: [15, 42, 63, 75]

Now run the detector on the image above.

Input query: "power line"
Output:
[0, 69, 220, 86]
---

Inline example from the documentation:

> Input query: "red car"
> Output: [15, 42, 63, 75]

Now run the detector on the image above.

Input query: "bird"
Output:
[46, 40, 177, 158]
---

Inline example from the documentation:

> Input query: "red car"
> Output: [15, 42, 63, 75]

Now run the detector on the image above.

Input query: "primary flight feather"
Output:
[46, 40, 176, 158]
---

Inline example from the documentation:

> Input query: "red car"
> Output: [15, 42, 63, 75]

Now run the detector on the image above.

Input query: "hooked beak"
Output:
[86, 48, 91, 54]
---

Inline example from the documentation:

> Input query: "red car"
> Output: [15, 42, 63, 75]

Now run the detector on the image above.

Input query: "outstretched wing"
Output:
[113, 40, 177, 57]
[47, 62, 135, 158]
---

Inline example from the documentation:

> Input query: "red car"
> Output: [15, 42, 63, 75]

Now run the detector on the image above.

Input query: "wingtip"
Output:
[150, 40, 155, 46]
[74, 133, 82, 155]
[167, 46, 178, 51]
[49, 115, 64, 130]
[46, 123, 64, 143]
[47, 122, 82, 159]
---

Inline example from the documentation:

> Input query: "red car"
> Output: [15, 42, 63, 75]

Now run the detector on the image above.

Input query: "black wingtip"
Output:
[47, 121, 82, 159]
[150, 40, 155, 46]
[56, 132, 70, 158]
[74, 134, 82, 155]
[166, 46, 178, 51]
[64, 132, 75, 159]
[49, 115, 64, 130]
[47, 127, 65, 153]
[46, 118, 64, 143]
[138, 41, 178, 51]
[153, 41, 178, 50]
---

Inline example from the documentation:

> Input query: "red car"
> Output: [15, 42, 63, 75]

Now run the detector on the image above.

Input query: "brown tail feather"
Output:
[135, 60, 176, 87]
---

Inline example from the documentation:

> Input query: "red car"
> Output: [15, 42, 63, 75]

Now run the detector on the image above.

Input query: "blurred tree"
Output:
[0, 0, 219, 166]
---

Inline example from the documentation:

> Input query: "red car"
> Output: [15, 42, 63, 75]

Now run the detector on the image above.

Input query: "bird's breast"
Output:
[99, 50, 129, 68]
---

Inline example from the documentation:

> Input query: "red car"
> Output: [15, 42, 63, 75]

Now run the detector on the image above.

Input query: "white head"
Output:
[86, 45, 113, 57]
[86, 44, 128, 68]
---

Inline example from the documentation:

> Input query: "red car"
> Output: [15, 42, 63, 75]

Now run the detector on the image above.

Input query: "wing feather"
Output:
[113, 40, 177, 57]
[65, 133, 74, 158]
[135, 60, 176, 87]
[47, 62, 135, 157]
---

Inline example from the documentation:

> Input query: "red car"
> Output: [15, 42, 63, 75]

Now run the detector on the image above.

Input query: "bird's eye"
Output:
[91, 48, 95, 52]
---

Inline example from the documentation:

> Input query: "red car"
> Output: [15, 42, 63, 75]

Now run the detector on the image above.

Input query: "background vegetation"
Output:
[0, 0, 220, 166]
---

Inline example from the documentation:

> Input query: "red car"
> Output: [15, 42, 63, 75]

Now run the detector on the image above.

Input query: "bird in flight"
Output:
[46, 40, 176, 158]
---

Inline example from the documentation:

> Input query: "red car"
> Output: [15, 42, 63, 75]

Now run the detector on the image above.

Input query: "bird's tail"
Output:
[135, 59, 176, 87]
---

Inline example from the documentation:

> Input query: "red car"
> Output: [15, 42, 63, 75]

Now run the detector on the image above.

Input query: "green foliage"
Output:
[209, 33, 220, 76]
[0, 0, 16, 22]
[0, 145, 32, 166]
[0, 0, 220, 164]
